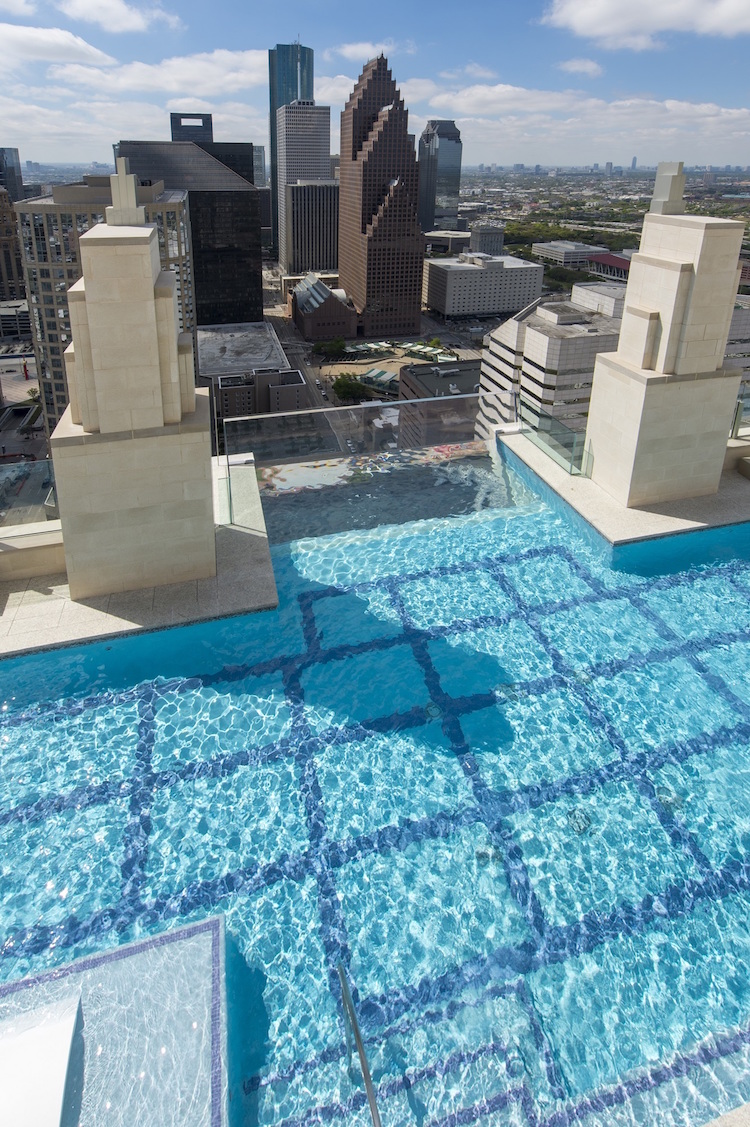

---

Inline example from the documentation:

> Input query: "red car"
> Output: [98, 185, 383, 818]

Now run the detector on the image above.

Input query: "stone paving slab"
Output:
[0, 460, 278, 659]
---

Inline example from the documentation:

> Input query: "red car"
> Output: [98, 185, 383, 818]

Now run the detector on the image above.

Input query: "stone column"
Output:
[51, 159, 216, 599]
[585, 162, 745, 507]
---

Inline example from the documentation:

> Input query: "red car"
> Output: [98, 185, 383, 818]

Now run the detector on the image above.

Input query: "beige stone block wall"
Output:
[52, 390, 216, 599]
[586, 355, 741, 507]
[584, 355, 645, 506]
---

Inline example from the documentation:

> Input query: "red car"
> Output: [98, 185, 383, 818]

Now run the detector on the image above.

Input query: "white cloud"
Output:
[463, 62, 498, 80]
[558, 57, 603, 77]
[323, 40, 416, 64]
[543, 0, 750, 50]
[55, 0, 181, 33]
[315, 74, 357, 110]
[440, 63, 499, 81]
[0, 0, 36, 15]
[399, 78, 441, 104]
[1, 22, 115, 66]
[49, 48, 268, 96]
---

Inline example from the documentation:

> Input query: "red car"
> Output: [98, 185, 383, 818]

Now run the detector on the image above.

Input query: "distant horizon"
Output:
[2, 1, 749, 167]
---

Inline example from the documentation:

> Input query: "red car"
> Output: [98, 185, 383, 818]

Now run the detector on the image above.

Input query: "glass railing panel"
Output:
[221, 392, 530, 542]
[517, 398, 588, 475]
[0, 460, 57, 527]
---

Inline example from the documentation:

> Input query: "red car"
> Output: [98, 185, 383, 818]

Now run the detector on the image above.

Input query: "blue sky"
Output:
[2, 0, 750, 167]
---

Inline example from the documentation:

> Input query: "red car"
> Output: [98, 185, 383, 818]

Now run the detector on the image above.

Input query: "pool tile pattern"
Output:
[2, 534, 750, 1126]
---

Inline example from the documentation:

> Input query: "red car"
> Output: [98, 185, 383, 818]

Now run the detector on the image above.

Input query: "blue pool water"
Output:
[3, 448, 750, 1127]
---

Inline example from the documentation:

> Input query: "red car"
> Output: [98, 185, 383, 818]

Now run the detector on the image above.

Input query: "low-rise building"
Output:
[0, 299, 30, 339]
[398, 358, 480, 448]
[469, 225, 505, 256]
[422, 252, 543, 319]
[290, 273, 357, 341]
[531, 240, 607, 267]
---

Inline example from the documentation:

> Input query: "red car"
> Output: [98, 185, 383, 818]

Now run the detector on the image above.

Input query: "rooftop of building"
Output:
[428, 253, 541, 271]
[506, 295, 622, 340]
[16, 176, 186, 208]
[114, 141, 255, 192]
[292, 273, 351, 315]
[399, 357, 481, 396]
[197, 322, 290, 378]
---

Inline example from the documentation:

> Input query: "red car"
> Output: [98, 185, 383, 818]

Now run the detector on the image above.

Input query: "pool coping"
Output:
[498, 431, 750, 547]
[0, 460, 278, 660]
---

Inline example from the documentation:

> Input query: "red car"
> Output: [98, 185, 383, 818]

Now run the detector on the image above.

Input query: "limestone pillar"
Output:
[585, 162, 745, 507]
[51, 159, 216, 599]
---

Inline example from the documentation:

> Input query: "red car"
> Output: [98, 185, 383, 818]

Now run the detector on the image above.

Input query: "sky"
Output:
[2, 0, 750, 168]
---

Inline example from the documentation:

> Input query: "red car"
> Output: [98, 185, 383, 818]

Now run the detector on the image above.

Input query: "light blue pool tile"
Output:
[144, 758, 308, 899]
[314, 727, 470, 842]
[653, 739, 750, 869]
[642, 573, 750, 643]
[0, 701, 140, 811]
[539, 596, 666, 671]
[152, 674, 291, 772]
[590, 657, 742, 754]
[340, 823, 530, 1001]
[530, 889, 750, 1099]
[0, 797, 130, 936]
[299, 643, 430, 733]
[701, 639, 750, 709]
[501, 552, 595, 608]
[223, 876, 340, 1074]
[312, 590, 402, 649]
[398, 570, 514, 631]
[461, 688, 615, 792]
[428, 620, 556, 695]
[365, 979, 559, 1118]
[508, 780, 699, 928]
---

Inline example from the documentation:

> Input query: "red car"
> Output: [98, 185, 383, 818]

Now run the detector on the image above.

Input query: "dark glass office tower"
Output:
[417, 120, 462, 232]
[268, 42, 314, 258]
[338, 56, 424, 337]
[0, 148, 23, 203]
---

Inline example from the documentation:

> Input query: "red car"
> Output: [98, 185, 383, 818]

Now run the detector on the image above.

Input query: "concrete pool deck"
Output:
[499, 431, 750, 545]
[0, 459, 278, 660]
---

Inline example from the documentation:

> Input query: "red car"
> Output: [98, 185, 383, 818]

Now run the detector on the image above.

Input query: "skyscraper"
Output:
[16, 174, 192, 434]
[276, 101, 330, 272]
[268, 42, 314, 258]
[417, 120, 462, 232]
[253, 146, 266, 187]
[170, 113, 214, 143]
[338, 56, 424, 337]
[0, 148, 23, 203]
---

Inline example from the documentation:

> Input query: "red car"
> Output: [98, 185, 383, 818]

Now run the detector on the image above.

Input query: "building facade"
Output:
[290, 273, 357, 340]
[478, 283, 624, 433]
[16, 176, 193, 434]
[417, 120, 462, 232]
[470, 225, 505, 256]
[0, 188, 24, 302]
[170, 113, 214, 142]
[338, 55, 424, 337]
[422, 253, 543, 319]
[0, 149, 23, 203]
[269, 43, 314, 258]
[115, 139, 262, 327]
[531, 241, 607, 267]
[282, 181, 338, 275]
[276, 101, 331, 273]
[253, 146, 266, 187]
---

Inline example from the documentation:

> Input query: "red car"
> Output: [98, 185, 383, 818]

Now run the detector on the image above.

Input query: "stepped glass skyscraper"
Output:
[417, 120, 462, 232]
[269, 42, 314, 258]
[338, 56, 424, 337]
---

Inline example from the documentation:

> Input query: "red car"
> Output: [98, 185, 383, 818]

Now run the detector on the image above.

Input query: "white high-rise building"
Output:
[276, 101, 330, 273]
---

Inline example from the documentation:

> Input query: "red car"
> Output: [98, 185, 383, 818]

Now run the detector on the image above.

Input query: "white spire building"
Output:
[50, 159, 216, 599]
[584, 161, 745, 507]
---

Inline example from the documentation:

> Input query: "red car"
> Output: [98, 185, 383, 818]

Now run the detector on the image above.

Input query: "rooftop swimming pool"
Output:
[2, 442, 750, 1126]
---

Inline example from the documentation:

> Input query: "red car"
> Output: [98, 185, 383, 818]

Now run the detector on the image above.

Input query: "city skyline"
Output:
[1, 0, 749, 168]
